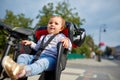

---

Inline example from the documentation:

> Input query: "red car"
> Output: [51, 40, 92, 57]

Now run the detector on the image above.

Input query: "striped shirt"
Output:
[30, 33, 72, 59]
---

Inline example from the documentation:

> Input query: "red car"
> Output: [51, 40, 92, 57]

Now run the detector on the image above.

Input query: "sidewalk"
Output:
[67, 58, 118, 67]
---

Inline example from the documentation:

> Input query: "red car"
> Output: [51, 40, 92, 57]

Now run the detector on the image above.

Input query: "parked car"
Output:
[108, 55, 114, 60]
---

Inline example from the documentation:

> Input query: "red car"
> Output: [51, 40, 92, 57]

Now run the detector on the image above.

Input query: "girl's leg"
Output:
[2, 54, 56, 79]
[17, 54, 34, 65]
[25, 56, 56, 76]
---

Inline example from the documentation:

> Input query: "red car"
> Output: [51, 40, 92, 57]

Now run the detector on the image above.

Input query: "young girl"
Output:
[2, 16, 72, 80]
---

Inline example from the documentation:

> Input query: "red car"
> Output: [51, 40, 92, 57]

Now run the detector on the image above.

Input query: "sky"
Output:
[0, 0, 120, 48]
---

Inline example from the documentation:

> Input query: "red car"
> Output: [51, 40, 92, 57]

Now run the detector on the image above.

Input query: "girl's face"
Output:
[47, 17, 63, 34]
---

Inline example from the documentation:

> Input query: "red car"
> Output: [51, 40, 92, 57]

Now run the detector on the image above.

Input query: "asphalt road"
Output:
[64, 58, 120, 80]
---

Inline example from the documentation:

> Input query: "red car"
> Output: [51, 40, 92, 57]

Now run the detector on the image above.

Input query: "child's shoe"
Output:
[2, 56, 25, 80]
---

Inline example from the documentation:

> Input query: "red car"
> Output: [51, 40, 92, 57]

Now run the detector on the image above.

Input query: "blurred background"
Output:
[0, 0, 120, 59]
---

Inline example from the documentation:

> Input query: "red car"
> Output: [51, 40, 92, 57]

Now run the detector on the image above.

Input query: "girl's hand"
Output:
[61, 38, 69, 49]
[22, 40, 32, 45]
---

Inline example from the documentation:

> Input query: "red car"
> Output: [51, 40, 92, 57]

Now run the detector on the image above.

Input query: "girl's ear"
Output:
[61, 26, 64, 31]
[59, 27, 63, 33]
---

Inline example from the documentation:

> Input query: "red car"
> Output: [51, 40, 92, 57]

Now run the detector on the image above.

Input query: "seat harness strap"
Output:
[33, 34, 58, 62]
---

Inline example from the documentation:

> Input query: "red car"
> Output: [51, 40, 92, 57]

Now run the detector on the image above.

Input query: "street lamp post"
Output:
[99, 24, 106, 47]
[98, 24, 106, 62]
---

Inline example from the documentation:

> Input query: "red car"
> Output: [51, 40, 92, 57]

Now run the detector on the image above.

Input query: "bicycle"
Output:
[0, 21, 34, 79]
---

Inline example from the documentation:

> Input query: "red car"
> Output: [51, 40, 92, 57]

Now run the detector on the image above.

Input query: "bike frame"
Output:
[0, 34, 20, 80]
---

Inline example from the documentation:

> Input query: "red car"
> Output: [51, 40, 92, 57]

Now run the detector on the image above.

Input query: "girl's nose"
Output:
[51, 23, 54, 26]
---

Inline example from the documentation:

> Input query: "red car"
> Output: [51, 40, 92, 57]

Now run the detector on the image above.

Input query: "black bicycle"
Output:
[0, 21, 86, 80]
[0, 21, 34, 79]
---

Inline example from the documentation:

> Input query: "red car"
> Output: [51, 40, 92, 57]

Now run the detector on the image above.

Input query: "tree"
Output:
[36, 1, 84, 27]
[2, 10, 33, 28]
[85, 35, 94, 50]
[36, 3, 54, 26]
[85, 35, 95, 57]
[0, 30, 6, 53]
[0, 10, 33, 53]
[54, 1, 81, 26]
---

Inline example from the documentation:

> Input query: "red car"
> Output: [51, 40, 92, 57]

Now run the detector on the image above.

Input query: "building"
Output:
[113, 45, 120, 59]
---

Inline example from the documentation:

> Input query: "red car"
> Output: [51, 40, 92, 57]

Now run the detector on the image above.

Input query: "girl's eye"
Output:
[49, 22, 52, 24]
[55, 22, 58, 25]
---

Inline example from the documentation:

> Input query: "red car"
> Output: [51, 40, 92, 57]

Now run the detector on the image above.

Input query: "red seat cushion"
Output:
[35, 29, 48, 40]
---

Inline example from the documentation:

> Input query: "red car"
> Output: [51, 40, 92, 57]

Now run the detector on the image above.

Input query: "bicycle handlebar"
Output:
[0, 21, 34, 39]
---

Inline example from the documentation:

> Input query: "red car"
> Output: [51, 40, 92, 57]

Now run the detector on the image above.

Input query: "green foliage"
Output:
[0, 31, 6, 49]
[2, 10, 33, 28]
[79, 44, 91, 58]
[54, 1, 81, 26]
[103, 46, 112, 56]
[85, 35, 94, 49]
[72, 43, 91, 58]
[36, 3, 54, 26]
[36, 1, 84, 27]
